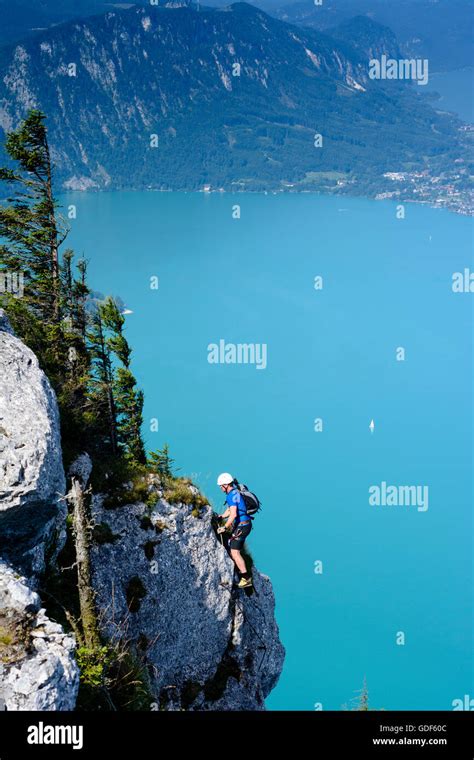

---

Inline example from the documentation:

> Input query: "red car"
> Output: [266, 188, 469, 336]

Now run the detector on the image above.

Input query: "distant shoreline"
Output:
[2, 178, 471, 218]
[49, 184, 472, 218]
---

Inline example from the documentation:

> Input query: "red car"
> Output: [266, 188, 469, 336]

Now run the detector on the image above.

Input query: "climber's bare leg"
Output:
[230, 548, 247, 575]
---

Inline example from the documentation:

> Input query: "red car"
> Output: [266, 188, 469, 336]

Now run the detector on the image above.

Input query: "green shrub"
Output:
[0, 630, 13, 647]
[76, 641, 155, 711]
[102, 479, 149, 509]
[145, 492, 159, 509]
[91, 456, 149, 508]
[107, 648, 155, 711]
[0, 611, 43, 665]
[76, 645, 111, 688]
[163, 477, 208, 510]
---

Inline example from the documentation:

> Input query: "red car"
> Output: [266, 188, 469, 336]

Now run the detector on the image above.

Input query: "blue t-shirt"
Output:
[226, 488, 250, 525]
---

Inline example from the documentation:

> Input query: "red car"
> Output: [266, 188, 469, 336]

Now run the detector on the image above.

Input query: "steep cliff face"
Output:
[91, 489, 285, 710]
[0, 309, 66, 583]
[0, 312, 285, 710]
[0, 310, 79, 710]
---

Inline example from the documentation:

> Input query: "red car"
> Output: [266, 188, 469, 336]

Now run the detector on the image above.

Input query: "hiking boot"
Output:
[237, 576, 253, 589]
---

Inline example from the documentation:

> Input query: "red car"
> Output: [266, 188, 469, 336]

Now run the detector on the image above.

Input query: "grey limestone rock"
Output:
[90, 492, 285, 710]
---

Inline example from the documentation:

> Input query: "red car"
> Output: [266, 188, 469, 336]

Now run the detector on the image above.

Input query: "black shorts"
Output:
[229, 521, 252, 550]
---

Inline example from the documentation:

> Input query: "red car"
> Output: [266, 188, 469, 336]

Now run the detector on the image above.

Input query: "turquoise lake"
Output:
[64, 190, 473, 710]
[423, 67, 474, 124]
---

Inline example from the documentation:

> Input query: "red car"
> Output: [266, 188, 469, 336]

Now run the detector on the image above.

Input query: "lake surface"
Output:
[424, 67, 474, 123]
[64, 190, 473, 710]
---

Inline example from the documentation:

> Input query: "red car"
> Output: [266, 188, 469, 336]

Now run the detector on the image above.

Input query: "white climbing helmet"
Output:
[217, 472, 234, 486]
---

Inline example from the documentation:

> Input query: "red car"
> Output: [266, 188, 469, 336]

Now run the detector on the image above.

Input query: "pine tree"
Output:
[114, 368, 146, 463]
[0, 110, 68, 364]
[0, 109, 147, 469]
[57, 250, 94, 463]
[356, 677, 370, 711]
[148, 444, 175, 479]
[75, 258, 89, 343]
[100, 297, 145, 464]
[0, 110, 95, 461]
[87, 305, 119, 457]
[61, 249, 74, 314]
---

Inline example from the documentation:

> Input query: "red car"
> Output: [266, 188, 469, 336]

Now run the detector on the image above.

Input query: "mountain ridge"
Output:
[0, 3, 471, 211]
[274, 0, 474, 73]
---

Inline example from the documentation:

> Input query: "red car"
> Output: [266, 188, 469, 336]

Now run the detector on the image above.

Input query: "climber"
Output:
[216, 472, 253, 588]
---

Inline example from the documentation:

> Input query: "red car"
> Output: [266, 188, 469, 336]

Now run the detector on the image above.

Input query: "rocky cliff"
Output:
[0, 309, 79, 710]
[90, 488, 284, 710]
[0, 310, 284, 710]
[0, 310, 66, 583]
[0, 561, 78, 710]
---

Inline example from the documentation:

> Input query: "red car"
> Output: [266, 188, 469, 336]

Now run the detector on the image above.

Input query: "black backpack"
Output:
[233, 479, 261, 517]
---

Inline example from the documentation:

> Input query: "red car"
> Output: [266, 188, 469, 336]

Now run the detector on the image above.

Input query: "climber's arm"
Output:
[223, 505, 237, 531]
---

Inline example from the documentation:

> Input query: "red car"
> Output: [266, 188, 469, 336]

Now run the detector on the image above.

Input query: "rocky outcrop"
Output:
[0, 562, 79, 710]
[0, 311, 78, 710]
[90, 488, 285, 710]
[0, 310, 285, 711]
[0, 309, 66, 582]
